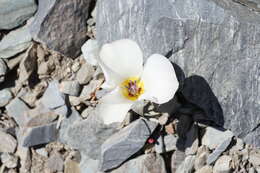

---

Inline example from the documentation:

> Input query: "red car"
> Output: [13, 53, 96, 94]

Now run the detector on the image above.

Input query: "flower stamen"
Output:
[121, 77, 144, 101]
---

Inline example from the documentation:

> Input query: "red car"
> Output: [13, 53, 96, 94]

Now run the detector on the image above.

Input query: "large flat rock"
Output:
[96, 0, 260, 147]
[29, 0, 91, 58]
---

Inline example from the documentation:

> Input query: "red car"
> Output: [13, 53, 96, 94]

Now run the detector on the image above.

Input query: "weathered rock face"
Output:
[96, 0, 260, 147]
[30, 0, 91, 58]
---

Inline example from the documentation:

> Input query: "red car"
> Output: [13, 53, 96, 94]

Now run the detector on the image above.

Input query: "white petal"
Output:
[81, 39, 99, 66]
[97, 103, 133, 125]
[98, 88, 133, 124]
[99, 39, 143, 79]
[140, 54, 179, 104]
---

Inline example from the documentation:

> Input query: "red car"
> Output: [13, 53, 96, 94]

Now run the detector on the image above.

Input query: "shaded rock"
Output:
[0, 89, 13, 107]
[0, 59, 7, 83]
[45, 153, 64, 172]
[249, 152, 260, 167]
[81, 39, 99, 66]
[41, 80, 66, 109]
[185, 124, 199, 155]
[196, 165, 213, 173]
[0, 23, 32, 59]
[100, 119, 158, 171]
[20, 122, 58, 147]
[176, 155, 196, 173]
[79, 79, 103, 100]
[230, 138, 244, 152]
[0, 0, 37, 30]
[76, 63, 95, 85]
[96, 0, 260, 147]
[35, 148, 48, 157]
[202, 127, 233, 150]
[0, 130, 17, 153]
[155, 134, 177, 154]
[59, 81, 81, 96]
[207, 137, 233, 165]
[213, 155, 232, 173]
[81, 106, 95, 119]
[6, 97, 30, 127]
[171, 150, 186, 172]
[0, 153, 18, 169]
[79, 155, 99, 173]
[158, 113, 169, 125]
[65, 159, 80, 173]
[29, 0, 91, 58]
[111, 154, 166, 173]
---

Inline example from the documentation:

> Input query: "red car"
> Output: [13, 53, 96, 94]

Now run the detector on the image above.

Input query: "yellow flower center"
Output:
[121, 77, 144, 101]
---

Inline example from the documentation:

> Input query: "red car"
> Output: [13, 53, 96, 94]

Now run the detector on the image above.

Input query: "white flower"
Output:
[96, 39, 179, 124]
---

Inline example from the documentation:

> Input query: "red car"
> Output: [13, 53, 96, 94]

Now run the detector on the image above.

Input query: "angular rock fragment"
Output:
[213, 155, 232, 173]
[0, 153, 18, 169]
[0, 24, 32, 59]
[207, 137, 233, 165]
[100, 119, 158, 171]
[0, 89, 13, 107]
[20, 122, 58, 147]
[76, 63, 95, 85]
[0, 59, 7, 83]
[196, 165, 213, 173]
[6, 97, 30, 127]
[194, 152, 207, 171]
[0, 0, 37, 30]
[0, 130, 17, 153]
[111, 154, 166, 173]
[65, 159, 80, 173]
[249, 152, 260, 167]
[16, 146, 31, 173]
[79, 79, 103, 100]
[59, 81, 81, 96]
[155, 135, 177, 154]
[30, 0, 91, 58]
[41, 80, 66, 109]
[202, 127, 233, 150]
[176, 155, 196, 173]
[45, 153, 64, 172]
[171, 150, 186, 172]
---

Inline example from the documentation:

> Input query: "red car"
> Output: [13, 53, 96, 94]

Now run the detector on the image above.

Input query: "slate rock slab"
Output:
[100, 119, 158, 171]
[0, 23, 32, 59]
[96, 0, 260, 147]
[30, 0, 91, 58]
[0, 0, 37, 30]
[111, 154, 166, 173]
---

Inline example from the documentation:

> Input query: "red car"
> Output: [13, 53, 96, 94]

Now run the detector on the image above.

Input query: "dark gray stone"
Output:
[96, 0, 260, 147]
[100, 119, 158, 171]
[185, 124, 199, 155]
[207, 137, 233, 165]
[29, 0, 91, 58]
[41, 80, 66, 109]
[6, 97, 30, 127]
[111, 154, 167, 173]
[0, 0, 37, 30]
[21, 122, 58, 147]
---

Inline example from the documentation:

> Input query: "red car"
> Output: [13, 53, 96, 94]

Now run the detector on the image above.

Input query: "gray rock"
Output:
[79, 155, 99, 173]
[59, 109, 118, 160]
[29, 0, 91, 58]
[53, 105, 68, 117]
[6, 97, 30, 127]
[0, 0, 37, 30]
[81, 106, 95, 119]
[111, 154, 167, 173]
[65, 159, 80, 173]
[35, 148, 48, 157]
[155, 134, 177, 154]
[100, 119, 158, 171]
[0, 59, 7, 83]
[0, 130, 17, 153]
[172, 150, 186, 172]
[195, 165, 213, 173]
[207, 137, 233, 165]
[249, 152, 260, 167]
[0, 89, 13, 107]
[20, 122, 58, 147]
[213, 155, 232, 173]
[176, 155, 196, 173]
[59, 81, 81, 96]
[76, 63, 95, 85]
[202, 127, 233, 150]
[194, 153, 207, 171]
[46, 153, 64, 172]
[16, 146, 31, 173]
[0, 153, 18, 169]
[0, 23, 32, 59]
[41, 80, 66, 109]
[96, 0, 260, 147]
[80, 79, 103, 100]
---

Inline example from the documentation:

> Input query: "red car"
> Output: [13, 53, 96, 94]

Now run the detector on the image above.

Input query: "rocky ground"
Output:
[0, 0, 260, 173]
